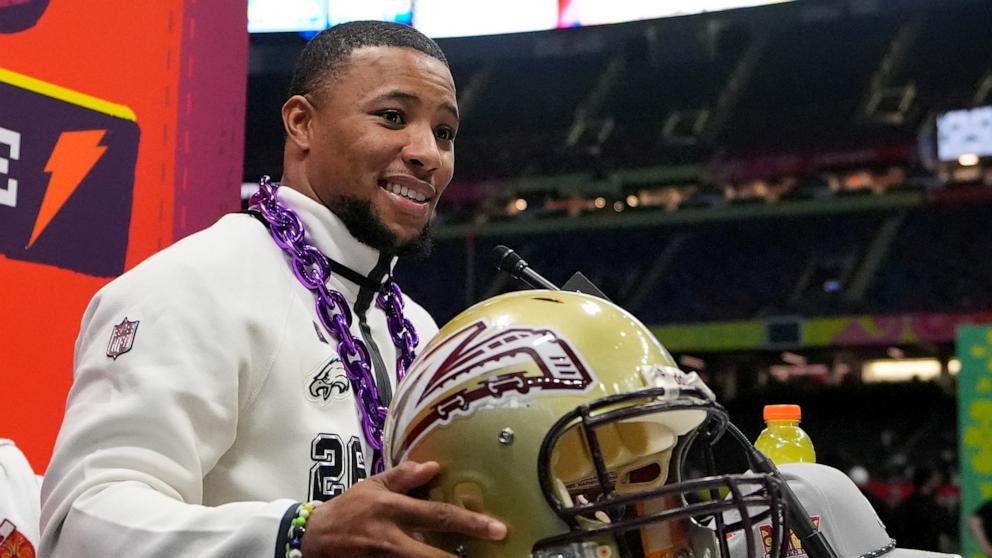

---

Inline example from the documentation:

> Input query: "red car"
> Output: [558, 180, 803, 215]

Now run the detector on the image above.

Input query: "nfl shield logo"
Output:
[106, 317, 139, 360]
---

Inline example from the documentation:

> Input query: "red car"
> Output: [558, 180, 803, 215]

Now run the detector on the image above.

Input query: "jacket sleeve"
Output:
[40, 249, 297, 558]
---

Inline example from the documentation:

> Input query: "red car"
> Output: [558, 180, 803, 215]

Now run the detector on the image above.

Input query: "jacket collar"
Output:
[277, 186, 397, 293]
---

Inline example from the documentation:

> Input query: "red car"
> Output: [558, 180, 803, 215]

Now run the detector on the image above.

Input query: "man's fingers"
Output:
[376, 461, 508, 545]
[398, 532, 465, 558]
[394, 498, 507, 541]
[379, 460, 440, 494]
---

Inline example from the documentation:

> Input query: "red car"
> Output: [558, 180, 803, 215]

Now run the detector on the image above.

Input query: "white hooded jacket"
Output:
[40, 187, 438, 557]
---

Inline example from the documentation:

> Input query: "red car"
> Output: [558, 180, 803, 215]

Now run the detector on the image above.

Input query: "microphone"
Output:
[492, 245, 559, 291]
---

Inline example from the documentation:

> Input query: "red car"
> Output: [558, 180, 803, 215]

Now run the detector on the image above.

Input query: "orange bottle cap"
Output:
[764, 404, 801, 421]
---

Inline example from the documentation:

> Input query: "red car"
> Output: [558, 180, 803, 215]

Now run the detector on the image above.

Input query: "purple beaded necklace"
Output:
[250, 176, 419, 474]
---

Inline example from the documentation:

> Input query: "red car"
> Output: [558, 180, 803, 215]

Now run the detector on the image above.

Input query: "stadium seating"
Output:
[401, 201, 992, 325]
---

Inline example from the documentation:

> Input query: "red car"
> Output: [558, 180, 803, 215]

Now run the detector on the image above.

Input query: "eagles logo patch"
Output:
[306, 358, 350, 405]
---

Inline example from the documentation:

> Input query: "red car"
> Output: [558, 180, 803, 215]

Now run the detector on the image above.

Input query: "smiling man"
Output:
[41, 21, 505, 558]
[282, 34, 459, 257]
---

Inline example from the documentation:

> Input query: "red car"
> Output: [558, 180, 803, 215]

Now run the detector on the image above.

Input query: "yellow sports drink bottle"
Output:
[754, 404, 816, 464]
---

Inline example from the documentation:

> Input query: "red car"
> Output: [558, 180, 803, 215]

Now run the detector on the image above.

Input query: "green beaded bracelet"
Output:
[285, 502, 316, 558]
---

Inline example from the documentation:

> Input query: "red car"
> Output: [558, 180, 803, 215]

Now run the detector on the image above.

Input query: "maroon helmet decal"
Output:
[391, 320, 595, 460]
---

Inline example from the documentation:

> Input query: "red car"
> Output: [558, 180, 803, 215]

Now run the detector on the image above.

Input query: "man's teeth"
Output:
[383, 182, 427, 203]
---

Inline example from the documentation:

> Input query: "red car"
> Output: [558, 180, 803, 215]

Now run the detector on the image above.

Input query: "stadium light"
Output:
[862, 358, 941, 383]
[958, 153, 980, 166]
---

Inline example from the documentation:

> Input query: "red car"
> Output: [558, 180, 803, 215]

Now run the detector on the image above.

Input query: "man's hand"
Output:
[300, 460, 507, 557]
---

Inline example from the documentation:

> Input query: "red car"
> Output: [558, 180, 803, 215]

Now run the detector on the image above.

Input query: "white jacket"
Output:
[40, 187, 439, 557]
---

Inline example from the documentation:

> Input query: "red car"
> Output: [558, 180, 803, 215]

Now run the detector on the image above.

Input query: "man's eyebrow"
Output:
[371, 89, 460, 122]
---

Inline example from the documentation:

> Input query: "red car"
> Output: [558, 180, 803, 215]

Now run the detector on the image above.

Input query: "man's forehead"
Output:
[342, 45, 451, 81]
[335, 46, 456, 106]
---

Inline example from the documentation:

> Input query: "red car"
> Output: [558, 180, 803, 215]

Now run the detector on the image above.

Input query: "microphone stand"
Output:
[491, 245, 559, 291]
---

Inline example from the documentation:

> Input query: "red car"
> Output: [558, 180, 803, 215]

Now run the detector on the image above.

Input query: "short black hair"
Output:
[288, 20, 449, 99]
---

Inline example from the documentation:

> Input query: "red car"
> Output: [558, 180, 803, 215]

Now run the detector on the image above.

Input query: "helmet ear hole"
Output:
[626, 462, 662, 485]
[453, 481, 486, 513]
[616, 450, 673, 495]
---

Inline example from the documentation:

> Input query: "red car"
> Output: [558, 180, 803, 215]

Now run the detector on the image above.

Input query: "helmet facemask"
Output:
[534, 387, 791, 558]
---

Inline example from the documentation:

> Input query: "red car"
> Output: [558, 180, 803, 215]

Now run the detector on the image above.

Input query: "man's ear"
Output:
[282, 95, 315, 152]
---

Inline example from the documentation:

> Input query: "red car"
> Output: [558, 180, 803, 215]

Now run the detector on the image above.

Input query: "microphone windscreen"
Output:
[492, 245, 522, 274]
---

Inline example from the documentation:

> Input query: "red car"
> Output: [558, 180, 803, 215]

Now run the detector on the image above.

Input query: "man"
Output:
[40, 21, 506, 558]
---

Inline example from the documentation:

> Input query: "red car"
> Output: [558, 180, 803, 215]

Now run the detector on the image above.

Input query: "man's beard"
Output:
[328, 196, 433, 259]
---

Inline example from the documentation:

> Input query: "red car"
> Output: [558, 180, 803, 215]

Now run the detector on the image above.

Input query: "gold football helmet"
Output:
[385, 291, 788, 558]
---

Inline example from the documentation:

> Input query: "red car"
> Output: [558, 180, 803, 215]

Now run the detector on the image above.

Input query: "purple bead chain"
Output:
[376, 281, 419, 383]
[250, 176, 418, 474]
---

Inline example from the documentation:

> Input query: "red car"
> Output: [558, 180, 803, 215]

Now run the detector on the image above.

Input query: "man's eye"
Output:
[379, 110, 404, 124]
[436, 126, 456, 141]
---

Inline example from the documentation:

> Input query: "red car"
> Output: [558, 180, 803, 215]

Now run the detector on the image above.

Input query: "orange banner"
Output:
[0, 2, 247, 471]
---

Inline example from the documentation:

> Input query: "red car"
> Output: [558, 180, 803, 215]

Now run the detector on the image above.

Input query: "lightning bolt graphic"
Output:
[29, 130, 108, 248]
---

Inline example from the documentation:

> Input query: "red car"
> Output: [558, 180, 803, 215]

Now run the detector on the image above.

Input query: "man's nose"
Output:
[401, 124, 442, 175]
